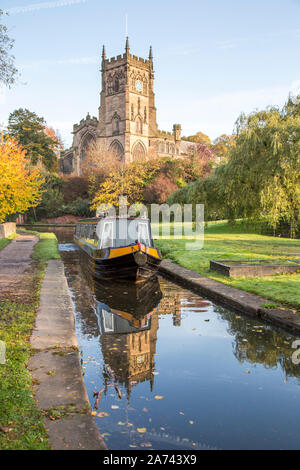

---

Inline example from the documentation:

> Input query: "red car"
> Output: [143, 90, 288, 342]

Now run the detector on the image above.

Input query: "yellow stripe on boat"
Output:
[108, 245, 161, 259]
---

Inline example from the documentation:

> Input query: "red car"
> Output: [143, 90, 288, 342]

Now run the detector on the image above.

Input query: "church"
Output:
[60, 38, 196, 175]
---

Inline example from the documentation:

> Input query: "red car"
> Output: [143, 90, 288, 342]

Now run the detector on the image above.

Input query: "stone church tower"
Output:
[60, 38, 196, 175]
[98, 37, 157, 164]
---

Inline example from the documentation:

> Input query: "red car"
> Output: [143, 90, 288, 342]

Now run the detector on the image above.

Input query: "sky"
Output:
[1, 0, 300, 148]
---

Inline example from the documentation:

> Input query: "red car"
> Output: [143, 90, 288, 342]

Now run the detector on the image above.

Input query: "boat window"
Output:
[102, 309, 114, 332]
[138, 222, 150, 246]
[101, 221, 114, 248]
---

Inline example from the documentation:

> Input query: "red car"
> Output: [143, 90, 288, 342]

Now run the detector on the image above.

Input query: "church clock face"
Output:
[135, 80, 142, 92]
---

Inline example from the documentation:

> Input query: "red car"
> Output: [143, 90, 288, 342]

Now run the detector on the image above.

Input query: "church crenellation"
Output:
[60, 38, 197, 175]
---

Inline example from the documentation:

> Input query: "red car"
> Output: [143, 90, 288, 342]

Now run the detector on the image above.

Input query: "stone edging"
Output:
[159, 259, 300, 334]
[28, 259, 107, 450]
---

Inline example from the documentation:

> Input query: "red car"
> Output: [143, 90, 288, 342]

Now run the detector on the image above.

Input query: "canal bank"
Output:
[28, 258, 106, 450]
[159, 260, 300, 334]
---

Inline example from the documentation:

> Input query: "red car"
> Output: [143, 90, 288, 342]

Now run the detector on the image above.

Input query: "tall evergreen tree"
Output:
[7, 108, 58, 171]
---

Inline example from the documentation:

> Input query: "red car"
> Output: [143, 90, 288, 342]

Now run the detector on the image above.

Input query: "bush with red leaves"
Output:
[143, 174, 178, 204]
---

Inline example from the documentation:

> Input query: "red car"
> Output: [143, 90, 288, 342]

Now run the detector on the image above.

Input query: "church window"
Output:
[136, 117, 143, 134]
[80, 134, 95, 161]
[131, 104, 134, 121]
[109, 140, 124, 160]
[112, 116, 120, 135]
[144, 107, 147, 123]
[132, 141, 146, 161]
[114, 77, 119, 92]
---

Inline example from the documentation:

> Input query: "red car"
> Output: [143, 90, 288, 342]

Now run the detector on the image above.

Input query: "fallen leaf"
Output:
[137, 427, 147, 433]
[91, 411, 97, 416]
[154, 395, 164, 400]
[111, 405, 119, 409]
[189, 420, 194, 424]
[98, 412, 109, 417]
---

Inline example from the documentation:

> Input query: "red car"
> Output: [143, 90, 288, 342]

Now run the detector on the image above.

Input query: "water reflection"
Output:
[91, 279, 162, 396]
[56, 238, 300, 450]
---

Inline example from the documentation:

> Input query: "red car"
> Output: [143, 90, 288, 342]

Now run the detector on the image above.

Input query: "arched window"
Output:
[114, 77, 119, 93]
[132, 141, 146, 162]
[136, 117, 143, 134]
[107, 74, 113, 95]
[80, 134, 95, 160]
[109, 140, 124, 160]
[112, 115, 120, 135]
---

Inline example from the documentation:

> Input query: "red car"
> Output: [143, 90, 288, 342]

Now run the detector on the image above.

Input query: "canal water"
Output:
[42, 228, 300, 449]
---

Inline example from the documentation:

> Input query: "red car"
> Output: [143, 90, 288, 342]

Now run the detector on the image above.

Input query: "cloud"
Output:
[21, 56, 98, 69]
[6, 0, 87, 15]
[215, 40, 235, 51]
[158, 81, 298, 140]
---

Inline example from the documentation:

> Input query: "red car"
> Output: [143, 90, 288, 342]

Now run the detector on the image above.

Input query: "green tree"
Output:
[0, 10, 18, 87]
[171, 96, 300, 234]
[212, 134, 236, 162]
[7, 108, 58, 171]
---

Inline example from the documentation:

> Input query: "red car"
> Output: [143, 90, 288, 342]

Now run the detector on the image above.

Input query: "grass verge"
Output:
[0, 230, 60, 449]
[155, 221, 300, 309]
[0, 233, 19, 252]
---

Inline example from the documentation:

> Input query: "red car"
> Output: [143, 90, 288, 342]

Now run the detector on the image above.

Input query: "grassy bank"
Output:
[0, 231, 60, 449]
[155, 221, 300, 309]
[0, 233, 19, 252]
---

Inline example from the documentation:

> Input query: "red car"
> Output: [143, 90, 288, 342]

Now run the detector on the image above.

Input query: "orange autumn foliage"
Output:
[0, 135, 44, 222]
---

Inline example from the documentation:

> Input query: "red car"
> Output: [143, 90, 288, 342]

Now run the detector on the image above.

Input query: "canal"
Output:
[41, 227, 300, 449]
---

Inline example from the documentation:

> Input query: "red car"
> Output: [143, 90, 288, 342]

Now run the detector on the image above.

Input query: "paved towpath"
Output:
[28, 259, 107, 450]
[0, 234, 106, 450]
[0, 234, 38, 293]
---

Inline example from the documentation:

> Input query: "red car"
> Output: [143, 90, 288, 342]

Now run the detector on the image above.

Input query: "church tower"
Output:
[60, 38, 191, 175]
[98, 38, 158, 163]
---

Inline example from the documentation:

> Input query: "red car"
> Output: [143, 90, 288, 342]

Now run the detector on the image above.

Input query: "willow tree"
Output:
[222, 99, 300, 236]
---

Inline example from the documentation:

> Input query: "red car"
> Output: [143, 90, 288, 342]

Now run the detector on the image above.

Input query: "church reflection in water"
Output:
[90, 278, 162, 396]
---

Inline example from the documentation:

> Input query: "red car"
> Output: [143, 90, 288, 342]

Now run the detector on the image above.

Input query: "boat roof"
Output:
[77, 216, 150, 223]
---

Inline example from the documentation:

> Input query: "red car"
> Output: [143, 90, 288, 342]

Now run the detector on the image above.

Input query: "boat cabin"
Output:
[75, 216, 154, 249]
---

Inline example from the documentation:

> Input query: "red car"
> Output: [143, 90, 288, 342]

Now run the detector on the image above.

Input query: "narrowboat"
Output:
[74, 216, 162, 282]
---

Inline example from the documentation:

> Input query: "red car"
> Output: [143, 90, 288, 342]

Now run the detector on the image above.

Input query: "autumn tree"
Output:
[44, 126, 64, 156]
[182, 131, 211, 146]
[0, 10, 18, 87]
[81, 141, 122, 197]
[7, 108, 58, 171]
[91, 157, 161, 209]
[0, 135, 44, 222]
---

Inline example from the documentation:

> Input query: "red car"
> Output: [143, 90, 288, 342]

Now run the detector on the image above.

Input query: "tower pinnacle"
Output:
[102, 44, 106, 60]
[149, 45, 153, 61]
[125, 36, 130, 55]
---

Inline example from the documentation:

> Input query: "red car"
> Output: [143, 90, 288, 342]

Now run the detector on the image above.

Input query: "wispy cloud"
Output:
[6, 0, 87, 15]
[21, 56, 98, 69]
[215, 28, 300, 51]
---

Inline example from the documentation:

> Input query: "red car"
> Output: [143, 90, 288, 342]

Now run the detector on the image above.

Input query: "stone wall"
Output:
[0, 222, 16, 239]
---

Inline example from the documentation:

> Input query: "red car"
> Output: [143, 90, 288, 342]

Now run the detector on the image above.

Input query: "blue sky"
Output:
[1, 0, 300, 148]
